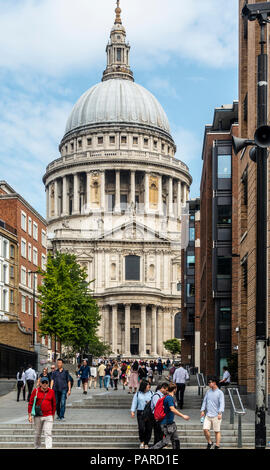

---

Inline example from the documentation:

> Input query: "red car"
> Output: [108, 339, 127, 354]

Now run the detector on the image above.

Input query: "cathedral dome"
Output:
[64, 78, 171, 136]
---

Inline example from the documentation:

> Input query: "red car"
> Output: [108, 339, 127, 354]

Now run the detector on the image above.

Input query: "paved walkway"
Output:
[1, 382, 270, 427]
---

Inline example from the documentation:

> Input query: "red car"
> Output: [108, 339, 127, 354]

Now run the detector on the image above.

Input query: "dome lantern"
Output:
[102, 0, 134, 82]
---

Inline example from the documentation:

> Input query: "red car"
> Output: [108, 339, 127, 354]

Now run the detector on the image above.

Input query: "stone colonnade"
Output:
[100, 303, 175, 357]
[46, 169, 189, 219]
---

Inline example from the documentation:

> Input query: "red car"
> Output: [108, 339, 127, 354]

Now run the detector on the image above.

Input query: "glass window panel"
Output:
[218, 154, 231, 179]
[217, 205, 232, 224]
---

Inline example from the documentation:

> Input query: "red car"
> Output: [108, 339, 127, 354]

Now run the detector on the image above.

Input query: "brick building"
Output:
[199, 102, 238, 378]
[236, 0, 270, 407]
[0, 181, 53, 357]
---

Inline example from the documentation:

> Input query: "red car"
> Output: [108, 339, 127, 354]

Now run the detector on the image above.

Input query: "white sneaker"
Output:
[139, 443, 145, 449]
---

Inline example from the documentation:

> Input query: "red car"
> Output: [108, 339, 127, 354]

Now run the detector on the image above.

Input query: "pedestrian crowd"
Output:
[15, 358, 229, 450]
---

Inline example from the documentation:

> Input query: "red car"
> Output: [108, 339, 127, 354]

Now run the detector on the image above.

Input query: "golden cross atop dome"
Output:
[115, 0, 122, 24]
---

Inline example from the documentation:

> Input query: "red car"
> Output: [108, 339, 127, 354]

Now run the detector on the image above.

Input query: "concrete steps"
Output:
[0, 423, 266, 449]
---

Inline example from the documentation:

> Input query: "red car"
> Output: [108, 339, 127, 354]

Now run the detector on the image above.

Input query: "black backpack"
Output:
[142, 394, 153, 422]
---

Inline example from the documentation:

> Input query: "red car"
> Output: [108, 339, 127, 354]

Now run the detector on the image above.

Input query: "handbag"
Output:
[31, 389, 47, 417]
[31, 388, 38, 416]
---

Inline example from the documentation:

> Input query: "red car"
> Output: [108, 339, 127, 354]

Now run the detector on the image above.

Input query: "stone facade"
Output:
[43, 4, 192, 357]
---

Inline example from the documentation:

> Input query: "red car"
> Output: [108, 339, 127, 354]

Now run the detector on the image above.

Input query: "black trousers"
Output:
[27, 380, 34, 401]
[137, 411, 153, 445]
[152, 416, 164, 444]
[17, 381, 25, 401]
[176, 383, 186, 408]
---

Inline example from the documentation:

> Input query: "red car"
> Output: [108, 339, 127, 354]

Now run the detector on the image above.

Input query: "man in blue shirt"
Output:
[200, 376, 225, 449]
[79, 359, 91, 395]
[151, 383, 190, 449]
[50, 358, 71, 421]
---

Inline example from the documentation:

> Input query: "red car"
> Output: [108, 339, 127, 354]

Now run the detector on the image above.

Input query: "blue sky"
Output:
[0, 0, 238, 218]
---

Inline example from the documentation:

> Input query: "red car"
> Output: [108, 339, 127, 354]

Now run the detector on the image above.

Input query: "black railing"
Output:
[0, 343, 37, 378]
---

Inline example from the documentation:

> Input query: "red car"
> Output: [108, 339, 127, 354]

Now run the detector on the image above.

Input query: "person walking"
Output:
[89, 364, 97, 390]
[98, 361, 106, 388]
[79, 359, 91, 395]
[150, 382, 169, 444]
[25, 364, 37, 402]
[200, 376, 225, 449]
[16, 367, 26, 402]
[157, 360, 163, 377]
[173, 363, 189, 409]
[103, 364, 112, 391]
[50, 358, 71, 421]
[37, 367, 50, 388]
[128, 361, 139, 394]
[76, 364, 82, 389]
[131, 380, 153, 449]
[138, 364, 148, 384]
[111, 362, 120, 390]
[120, 362, 128, 390]
[28, 376, 56, 449]
[218, 367, 231, 389]
[151, 382, 190, 449]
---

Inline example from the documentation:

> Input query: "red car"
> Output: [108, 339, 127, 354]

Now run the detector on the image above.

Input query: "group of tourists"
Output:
[15, 359, 72, 449]
[16, 356, 230, 450]
[76, 357, 171, 394]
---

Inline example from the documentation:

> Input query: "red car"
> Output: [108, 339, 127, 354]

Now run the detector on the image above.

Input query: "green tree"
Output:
[38, 252, 104, 355]
[163, 338, 181, 362]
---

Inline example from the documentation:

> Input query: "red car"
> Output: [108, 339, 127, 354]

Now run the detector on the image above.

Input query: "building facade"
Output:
[0, 181, 52, 357]
[180, 198, 200, 368]
[199, 103, 238, 377]
[43, 3, 192, 357]
[237, 0, 270, 406]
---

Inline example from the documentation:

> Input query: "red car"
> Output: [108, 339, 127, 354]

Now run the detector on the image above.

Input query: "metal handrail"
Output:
[227, 387, 246, 448]
[196, 373, 206, 398]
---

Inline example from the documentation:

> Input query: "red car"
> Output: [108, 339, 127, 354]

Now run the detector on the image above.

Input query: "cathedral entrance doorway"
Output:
[130, 327, 139, 355]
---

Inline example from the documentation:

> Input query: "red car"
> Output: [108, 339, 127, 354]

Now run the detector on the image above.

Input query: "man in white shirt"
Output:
[218, 367, 231, 389]
[25, 364, 37, 402]
[173, 364, 189, 409]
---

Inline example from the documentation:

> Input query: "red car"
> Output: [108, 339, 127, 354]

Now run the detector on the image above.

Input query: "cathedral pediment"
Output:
[98, 220, 171, 243]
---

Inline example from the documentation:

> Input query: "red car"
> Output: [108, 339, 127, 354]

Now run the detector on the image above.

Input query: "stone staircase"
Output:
[68, 391, 247, 410]
[0, 423, 265, 449]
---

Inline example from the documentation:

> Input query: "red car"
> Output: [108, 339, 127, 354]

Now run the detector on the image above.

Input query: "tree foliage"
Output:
[38, 251, 105, 354]
[163, 338, 181, 357]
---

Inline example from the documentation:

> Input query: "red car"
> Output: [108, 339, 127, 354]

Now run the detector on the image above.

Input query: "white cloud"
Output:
[0, 0, 238, 76]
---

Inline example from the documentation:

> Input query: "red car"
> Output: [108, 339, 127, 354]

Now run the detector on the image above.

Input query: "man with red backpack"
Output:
[151, 382, 190, 449]
[150, 382, 169, 444]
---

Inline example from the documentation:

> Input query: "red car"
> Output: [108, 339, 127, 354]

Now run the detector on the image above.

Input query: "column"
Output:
[130, 170, 135, 206]
[168, 177, 173, 216]
[46, 185, 50, 219]
[140, 304, 146, 356]
[158, 174, 163, 214]
[124, 304, 131, 356]
[151, 305, 157, 356]
[144, 172, 149, 212]
[115, 170, 121, 212]
[53, 180, 58, 217]
[182, 183, 187, 205]
[62, 176, 68, 216]
[73, 173, 80, 215]
[86, 172, 91, 212]
[112, 304, 118, 354]
[157, 307, 163, 356]
[101, 170, 105, 211]
[177, 180, 181, 218]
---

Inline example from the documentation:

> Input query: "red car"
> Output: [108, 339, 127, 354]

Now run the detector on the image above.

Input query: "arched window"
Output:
[125, 255, 140, 281]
